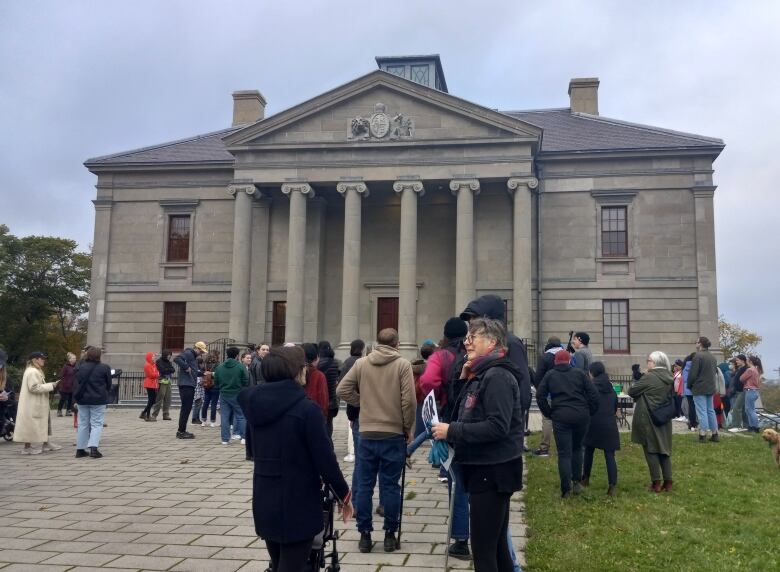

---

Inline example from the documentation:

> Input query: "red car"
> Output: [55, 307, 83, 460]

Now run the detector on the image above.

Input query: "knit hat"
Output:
[574, 332, 590, 346]
[554, 350, 572, 365]
[443, 317, 467, 339]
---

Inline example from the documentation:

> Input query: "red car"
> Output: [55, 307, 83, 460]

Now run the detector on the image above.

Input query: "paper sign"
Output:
[421, 390, 439, 428]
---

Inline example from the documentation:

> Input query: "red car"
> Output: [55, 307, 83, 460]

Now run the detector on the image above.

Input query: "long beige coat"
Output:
[13, 366, 56, 443]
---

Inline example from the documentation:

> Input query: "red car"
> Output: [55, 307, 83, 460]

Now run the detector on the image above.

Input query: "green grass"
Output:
[524, 431, 780, 571]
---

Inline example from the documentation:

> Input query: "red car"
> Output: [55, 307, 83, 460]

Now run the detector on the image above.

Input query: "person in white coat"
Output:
[13, 351, 61, 454]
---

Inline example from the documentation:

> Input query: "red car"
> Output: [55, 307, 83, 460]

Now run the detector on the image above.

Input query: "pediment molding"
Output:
[223, 71, 542, 150]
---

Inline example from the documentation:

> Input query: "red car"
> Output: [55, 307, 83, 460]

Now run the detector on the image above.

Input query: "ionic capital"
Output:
[393, 180, 425, 197]
[281, 182, 315, 198]
[227, 182, 260, 199]
[449, 178, 481, 196]
[336, 181, 370, 198]
[507, 177, 539, 195]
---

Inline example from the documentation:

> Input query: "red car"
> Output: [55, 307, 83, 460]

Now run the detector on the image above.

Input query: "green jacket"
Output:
[687, 349, 718, 395]
[214, 359, 249, 396]
[628, 368, 674, 456]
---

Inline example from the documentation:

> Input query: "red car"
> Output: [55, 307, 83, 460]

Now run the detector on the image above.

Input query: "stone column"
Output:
[227, 182, 259, 344]
[393, 180, 425, 353]
[281, 182, 315, 344]
[86, 199, 113, 349]
[507, 177, 538, 338]
[248, 199, 271, 345]
[450, 179, 480, 313]
[693, 186, 719, 349]
[336, 182, 369, 353]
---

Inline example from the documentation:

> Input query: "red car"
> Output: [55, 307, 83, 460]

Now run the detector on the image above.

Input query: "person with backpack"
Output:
[536, 350, 599, 498]
[532, 336, 567, 457]
[151, 350, 175, 421]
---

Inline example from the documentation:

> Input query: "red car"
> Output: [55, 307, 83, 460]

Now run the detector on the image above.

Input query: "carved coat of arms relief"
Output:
[348, 102, 414, 141]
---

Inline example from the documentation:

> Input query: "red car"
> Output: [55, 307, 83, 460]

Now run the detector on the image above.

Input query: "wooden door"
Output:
[377, 297, 399, 335]
[272, 301, 286, 346]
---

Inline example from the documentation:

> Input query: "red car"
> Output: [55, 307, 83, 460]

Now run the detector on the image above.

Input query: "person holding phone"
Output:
[14, 351, 61, 455]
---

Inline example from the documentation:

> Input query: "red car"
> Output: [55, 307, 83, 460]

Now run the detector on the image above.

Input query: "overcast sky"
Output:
[1, 0, 778, 375]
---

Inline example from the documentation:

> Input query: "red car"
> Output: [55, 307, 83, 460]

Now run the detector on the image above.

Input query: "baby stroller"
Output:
[264, 484, 341, 572]
[0, 399, 15, 441]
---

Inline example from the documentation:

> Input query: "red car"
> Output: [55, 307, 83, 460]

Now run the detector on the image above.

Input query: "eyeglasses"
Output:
[465, 333, 484, 344]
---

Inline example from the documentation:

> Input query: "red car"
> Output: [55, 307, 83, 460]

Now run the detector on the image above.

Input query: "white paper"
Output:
[421, 389, 439, 429]
[442, 447, 455, 472]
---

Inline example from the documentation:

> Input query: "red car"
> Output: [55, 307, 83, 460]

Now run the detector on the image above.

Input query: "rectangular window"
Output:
[272, 301, 286, 346]
[386, 65, 406, 78]
[167, 215, 191, 262]
[410, 64, 430, 85]
[603, 300, 629, 353]
[162, 302, 186, 352]
[601, 206, 627, 257]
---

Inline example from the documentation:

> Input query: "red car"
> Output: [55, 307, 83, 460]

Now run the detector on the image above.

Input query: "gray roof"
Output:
[85, 109, 723, 168]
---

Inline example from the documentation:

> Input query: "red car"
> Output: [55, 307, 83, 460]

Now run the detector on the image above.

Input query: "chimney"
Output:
[232, 90, 267, 126]
[568, 78, 599, 115]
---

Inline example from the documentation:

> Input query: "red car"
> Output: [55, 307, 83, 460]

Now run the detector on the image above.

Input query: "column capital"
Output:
[449, 178, 480, 196]
[692, 185, 717, 199]
[393, 180, 425, 197]
[336, 181, 370, 197]
[227, 182, 260, 199]
[281, 182, 315, 198]
[507, 177, 538, 194]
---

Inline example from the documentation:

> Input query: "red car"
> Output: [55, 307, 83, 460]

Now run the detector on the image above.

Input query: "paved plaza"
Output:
[1, 409, 527, 572]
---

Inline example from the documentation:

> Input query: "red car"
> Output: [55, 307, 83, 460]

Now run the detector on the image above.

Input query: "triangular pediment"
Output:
[223, 71, 542, 149]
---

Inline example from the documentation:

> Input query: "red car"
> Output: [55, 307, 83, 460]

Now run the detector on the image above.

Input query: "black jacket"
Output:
[318, 356, 341, 414]
[537, 364, 599, 425]
[155, 357, 175, 379]
[534, 346, 567, 388]
[447, 354, 524, 465]
[730, 365, 747, 395]
[459, 294, 532, 411]
[249, 355, 265, 385]
[583, 373, 621, 451]
[340, 355, 360, 421]
[238, 380, 349, 544]
[74, 361, 113, 406]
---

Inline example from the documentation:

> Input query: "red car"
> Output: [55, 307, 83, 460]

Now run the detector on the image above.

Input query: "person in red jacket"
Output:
[140, 352, 159, 421]
[303, 343, 329, 422]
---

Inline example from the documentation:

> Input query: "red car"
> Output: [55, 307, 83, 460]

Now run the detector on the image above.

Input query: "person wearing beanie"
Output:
[238, 345, 352, 572]
[572, 332, 592, 371]
[532, 336, 567, 457]
[537, 347, 599, 498]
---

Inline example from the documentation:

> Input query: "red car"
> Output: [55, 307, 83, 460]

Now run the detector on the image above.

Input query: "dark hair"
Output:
[85, 347, 102, 362]
[226, 346, 240, 359]
[574, 332, 590, 346]
[303, 343, 319, 364]
[697, 336, 711, 349]
[545, 336, 562, 350]
[589, 361, 606, 378]
[161, 349, 172, 360]
[318, 340, 334, 359]
[748, 354, 764, 375]
[631, 364, 641, 372]
[350, 339, 365, 356]
[378, 328, 399, 347]
[420, 343, 436, 361]
[736, 353, 747, 363]
[261, 345, 306, 382]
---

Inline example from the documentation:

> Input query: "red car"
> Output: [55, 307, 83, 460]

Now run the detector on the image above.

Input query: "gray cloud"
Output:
[2, 0, 777, 374]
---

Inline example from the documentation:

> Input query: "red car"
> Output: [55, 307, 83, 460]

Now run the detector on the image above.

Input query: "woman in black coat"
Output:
[238, 345, 352, 572]
[74, 347, 113, 458]
[581, 362, 620, 496]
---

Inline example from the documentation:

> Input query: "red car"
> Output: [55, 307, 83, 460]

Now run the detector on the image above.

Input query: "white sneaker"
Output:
[240, 438, 246, 445]
[210, 422, 216, 428]
[42, 442, 62, 451]
[201, 422, 207, 427]
[221, 441, 229, 445]
[344, 454, 355, 463]
[728, 427, 739, 433]
[736, 428, 748, 432]
[231, 435, 241, 440]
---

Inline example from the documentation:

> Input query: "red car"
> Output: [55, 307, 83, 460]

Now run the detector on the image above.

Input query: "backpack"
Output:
[442, 344, 468, 422]
[202, 371, 214, 390]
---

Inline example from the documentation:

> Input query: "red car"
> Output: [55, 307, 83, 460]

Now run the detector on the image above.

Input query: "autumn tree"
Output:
[718, 315, 762, 360]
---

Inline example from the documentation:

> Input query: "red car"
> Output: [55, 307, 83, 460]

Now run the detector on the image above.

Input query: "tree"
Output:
[0, 225, 91, 377]
[718, 316, 762, 360]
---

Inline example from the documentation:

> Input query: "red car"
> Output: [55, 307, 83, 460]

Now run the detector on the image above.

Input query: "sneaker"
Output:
[728, 427, 740, 433]
[42, 442, 62, 452]
[75, 449, 89, 458]
[437, 476, 448, 483]
[163, 416, 173, 421]
[176, 431, 195, 440]
[221, 441, 229, 445]
[147, 417, 157, 422]
[210, 422, 216, 428]
[201, 422, 207, 427]
[572, 481, 584, 496]
[231, 434, 241, 440]
[448, 539, 471, 560]
[709, 433, 720, 443]
[344, 453, 355, 463]
[89, 447, 103, 459]
[57, 411, 63, 417]
[383, 531, 397, 552]
[358, 532, 372, 553]
[240, 438, 246, 445]
[533, 448, 550, 457]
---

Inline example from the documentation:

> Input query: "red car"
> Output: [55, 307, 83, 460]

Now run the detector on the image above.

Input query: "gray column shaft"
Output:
[340, 188, 362, 345]
[86, 201, 112, 349]
[454, 185, 476, 313]
[512, 185, 533, 338]
[228, 190, 253, 343]
[285, 189, 307, 343]
[693, 188, 719, 347]
[397, 187, 418, 347]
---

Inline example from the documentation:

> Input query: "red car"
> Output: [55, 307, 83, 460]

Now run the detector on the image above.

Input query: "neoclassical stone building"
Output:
[85, 55, 724, 371]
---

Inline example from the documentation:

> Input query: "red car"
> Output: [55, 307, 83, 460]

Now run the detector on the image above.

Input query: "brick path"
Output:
[1, 409, 527, 571]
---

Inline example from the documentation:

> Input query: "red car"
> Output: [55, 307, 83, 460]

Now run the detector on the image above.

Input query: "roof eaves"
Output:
[570, 112, 724, 145]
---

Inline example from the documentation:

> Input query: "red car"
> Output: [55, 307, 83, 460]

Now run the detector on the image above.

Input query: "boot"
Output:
[572, 481, 584, 496]
[89, 447, 103, 458]
[709, 433, 720, 443]
[648, 480, 662, 493]
[662, 480, 673, 492]
[698, 434, 707, 443]
[358, 532, 372, 553]
[139, 411, 147, 420]
[581, 477, 590, 487]
[606, 485, 616, 497]
[383, 531, 397, 552]
[75, 449, 89, 458]
[448, 539, 471, 560]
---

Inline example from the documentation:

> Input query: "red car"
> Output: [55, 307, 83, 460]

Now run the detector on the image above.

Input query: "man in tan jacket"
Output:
[337, 328, 416, 554]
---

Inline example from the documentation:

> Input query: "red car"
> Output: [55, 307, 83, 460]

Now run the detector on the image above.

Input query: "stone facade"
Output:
[85, 57, 724, 372]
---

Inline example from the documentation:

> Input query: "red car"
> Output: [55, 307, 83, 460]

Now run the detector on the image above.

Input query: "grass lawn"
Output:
[524, 430, 780, 571]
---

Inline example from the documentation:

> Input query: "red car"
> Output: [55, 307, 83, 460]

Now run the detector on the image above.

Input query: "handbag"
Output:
[644, 390, 676, 427]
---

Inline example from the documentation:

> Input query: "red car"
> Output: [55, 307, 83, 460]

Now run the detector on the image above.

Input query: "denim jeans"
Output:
[220, 395, 245, 442]
[446, 463, 470, 540]
[351, 419, 361, 496]
[693, 394, 718, 433]
[201, 389, 219, 423]
[508, 524, 523, 572]
[745, 389, 760, 429]
[730, 391, 746, 428]
[552, 419, 589, 494]
[76, 404, 106, 449]
[355, 435, 405, 533]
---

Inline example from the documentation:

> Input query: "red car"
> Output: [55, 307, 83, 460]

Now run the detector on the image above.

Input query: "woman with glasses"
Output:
[431, 317, 524, 572]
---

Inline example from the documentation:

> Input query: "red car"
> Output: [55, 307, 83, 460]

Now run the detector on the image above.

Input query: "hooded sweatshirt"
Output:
[336, 344, 416, 437]
[214, 358, 249, 396]
[143, 352, 159, 389]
